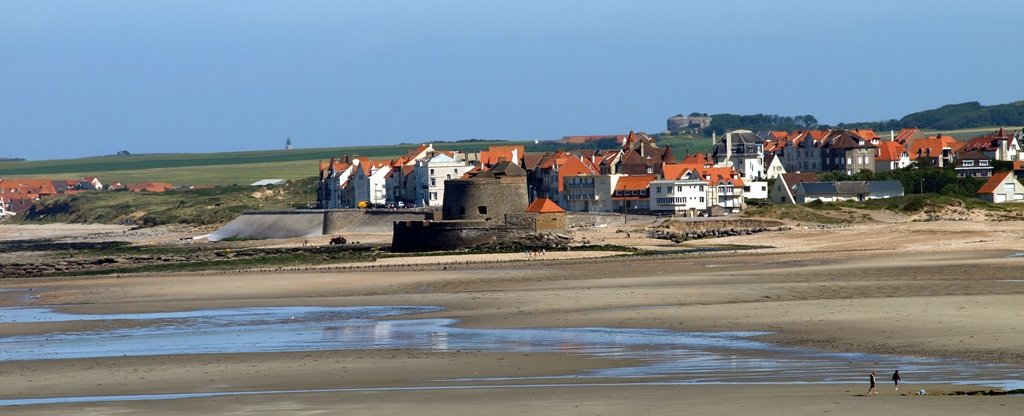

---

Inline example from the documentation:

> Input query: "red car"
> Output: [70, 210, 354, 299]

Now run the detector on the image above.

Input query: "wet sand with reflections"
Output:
[2, 221, 1024, 414]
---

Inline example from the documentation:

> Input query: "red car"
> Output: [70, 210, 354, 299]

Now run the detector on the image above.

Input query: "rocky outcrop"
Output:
[646, 219, 789, 243]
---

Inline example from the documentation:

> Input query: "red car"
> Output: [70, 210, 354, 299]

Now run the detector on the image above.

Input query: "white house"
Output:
[349, 159, 392, 207]
[770, 173, 819, 204]
[415, 153, 469, 207]
[763, 153, 786, 180]
[874, 141, 911, 172]
[318, 161, 355, 209]
[77, 177, 103, 190]
[712, 130, 765, 181]
[795, 181, 904, 204]
[978, 171, 1024, 203]
[650, 172, 709, 217]
[742, 181, 769, 200]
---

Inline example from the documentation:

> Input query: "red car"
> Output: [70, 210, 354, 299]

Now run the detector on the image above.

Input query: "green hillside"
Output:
[0, 141, 529, 186]
[900, 101, 1024, 130]
[701, 101, 1024, 135]
[13, 178, 317, 226]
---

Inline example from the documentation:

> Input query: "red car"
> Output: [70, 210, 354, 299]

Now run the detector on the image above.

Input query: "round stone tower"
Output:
[441, 161, 528, 222]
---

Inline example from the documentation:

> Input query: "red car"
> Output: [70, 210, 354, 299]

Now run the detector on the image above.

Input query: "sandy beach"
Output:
[1, 220, 1024, 414]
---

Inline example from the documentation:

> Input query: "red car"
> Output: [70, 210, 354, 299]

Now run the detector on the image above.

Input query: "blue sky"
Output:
[2, 0, 1022, 160]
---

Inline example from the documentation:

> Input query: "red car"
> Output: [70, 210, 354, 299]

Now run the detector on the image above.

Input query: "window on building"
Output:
[1004, 183, 1015, 193]
[478, 206, 488, 215]
[430, 169, 435, 175]
[656, 186, 662, 193]
[446, 174, 452, 180]
[963, 160, 974, 166]
[980, 160, 990, 166]
[430, 178, 436, 186]
[430, 192, 437, 200]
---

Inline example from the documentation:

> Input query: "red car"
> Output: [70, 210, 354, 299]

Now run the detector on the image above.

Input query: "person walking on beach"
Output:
[892, 370, 901, 391]
[867, 371, 878, 396]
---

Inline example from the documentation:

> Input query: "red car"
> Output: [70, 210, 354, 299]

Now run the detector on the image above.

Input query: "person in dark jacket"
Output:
[867, 371, 878, 395]
[892, 370, 902, 391]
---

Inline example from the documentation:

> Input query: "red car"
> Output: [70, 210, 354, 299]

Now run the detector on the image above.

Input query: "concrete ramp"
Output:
[208, 210, 432, 241]
[208, 211, 323, 241]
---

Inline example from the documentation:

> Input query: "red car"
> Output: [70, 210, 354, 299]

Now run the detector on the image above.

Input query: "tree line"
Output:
[697, 100, 1024, 136]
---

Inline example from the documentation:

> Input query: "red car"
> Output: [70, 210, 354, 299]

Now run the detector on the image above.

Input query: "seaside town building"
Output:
[0, 177, 107, 214]
[415, 153, 469, 207]
[874, 141, 911, 172]
[963, 128, 1024, 162]
[977, 171, 1024, 203]
[561, 174, 620, 213]
[793, 181, 904, 204]
[819, 130, 877, 174]
[954, 151, 994, 178]
[711, 130, 765, 181]
[770, 173, 820, 205]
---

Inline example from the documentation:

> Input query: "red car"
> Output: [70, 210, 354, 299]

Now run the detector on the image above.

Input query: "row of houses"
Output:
[317, 127, 1024, 217]
[317, 131, 766, 217]
[770, 169, 1024, 205]
[0, 177, 175, 216]
[765, 127, 1024, 178]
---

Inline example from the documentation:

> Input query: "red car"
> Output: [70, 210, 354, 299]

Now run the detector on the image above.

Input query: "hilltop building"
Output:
[667, 113, 712, 134]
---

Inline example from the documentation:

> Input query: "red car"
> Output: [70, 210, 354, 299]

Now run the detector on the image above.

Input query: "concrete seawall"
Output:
[208, 209, 430, 241]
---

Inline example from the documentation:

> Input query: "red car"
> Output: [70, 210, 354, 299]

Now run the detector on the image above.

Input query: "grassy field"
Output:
[654, 134, 714, 155]
[13, 178, 317, 226]
[0, 141, 529, 186]
[924, 126, 1023, 140]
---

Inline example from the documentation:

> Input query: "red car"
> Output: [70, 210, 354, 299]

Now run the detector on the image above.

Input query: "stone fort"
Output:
[391, 161, 565, 252]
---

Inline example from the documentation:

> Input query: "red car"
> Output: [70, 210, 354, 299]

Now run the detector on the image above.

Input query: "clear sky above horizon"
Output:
[2, 0, 1022, 160]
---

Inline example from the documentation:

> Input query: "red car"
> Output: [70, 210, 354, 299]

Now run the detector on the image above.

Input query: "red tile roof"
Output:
[479, 145, 525, 166]
[525, 197, 565, 213]
[696, 167, 745, 188]
[850, 129, 878, 140]
[0, 179, 58, 196]
[978, 171, 1014, 194]
[780, 173, 819, 187]
[556, 156, 599, 192]
[875, 141, 907, 161]
[908, 136, 956, 159]
[614, 175, 656, 192]
[894, 128, 923, 144]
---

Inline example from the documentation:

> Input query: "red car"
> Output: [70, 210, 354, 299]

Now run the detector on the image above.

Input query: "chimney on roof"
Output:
[724, 131, 733, 167]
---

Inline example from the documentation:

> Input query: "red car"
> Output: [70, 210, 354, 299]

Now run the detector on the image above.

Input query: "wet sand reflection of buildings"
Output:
[321, 321, 450, 351]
